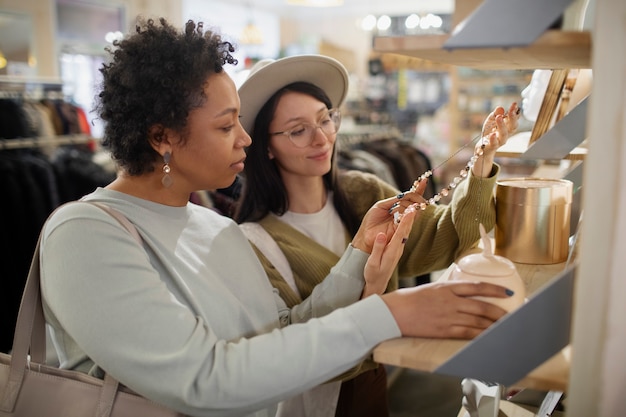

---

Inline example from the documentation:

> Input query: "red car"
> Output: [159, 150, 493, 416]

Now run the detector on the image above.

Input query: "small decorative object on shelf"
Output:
[460, 378, 502, 417]
[451, 223, 526, 312]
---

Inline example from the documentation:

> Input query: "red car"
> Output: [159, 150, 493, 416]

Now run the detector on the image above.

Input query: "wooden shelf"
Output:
[373, 30, 591, 70]
[375, 338, 570, 392]
[373, 258, 571, 392]
[495, 131, 588, 161]
[497, 147, 587, 161]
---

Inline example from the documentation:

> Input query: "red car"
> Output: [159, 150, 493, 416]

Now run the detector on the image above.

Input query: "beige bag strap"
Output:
[1, 201, 143, 416]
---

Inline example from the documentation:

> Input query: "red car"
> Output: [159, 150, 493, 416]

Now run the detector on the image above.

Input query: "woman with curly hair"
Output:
[38, 18, 513, 417]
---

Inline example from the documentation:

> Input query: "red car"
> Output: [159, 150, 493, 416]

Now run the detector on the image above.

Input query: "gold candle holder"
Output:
[495, 178, 573, 265]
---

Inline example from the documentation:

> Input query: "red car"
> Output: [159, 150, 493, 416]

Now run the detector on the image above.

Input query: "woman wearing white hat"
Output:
[235, 55, 520, 416]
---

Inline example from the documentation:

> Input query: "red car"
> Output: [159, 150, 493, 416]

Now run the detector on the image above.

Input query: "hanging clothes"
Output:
[1, 89, 114, 353]
[337, 133, 437, 198]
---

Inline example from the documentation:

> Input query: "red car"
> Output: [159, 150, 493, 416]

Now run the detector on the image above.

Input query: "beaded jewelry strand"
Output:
[392, 106, 521, 224]
[409, 135, 486, 211]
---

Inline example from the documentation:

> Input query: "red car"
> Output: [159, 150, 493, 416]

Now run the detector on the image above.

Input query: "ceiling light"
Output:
[377, 15, 391, 31]
[361, 14, 377, 31]
[286, 0, 344, 6]
[420, 13, 443, 29]
[405, 14, 420, 29]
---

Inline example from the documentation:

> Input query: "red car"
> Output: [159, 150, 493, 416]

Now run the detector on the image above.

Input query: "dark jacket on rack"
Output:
[0, 148, 116, 353]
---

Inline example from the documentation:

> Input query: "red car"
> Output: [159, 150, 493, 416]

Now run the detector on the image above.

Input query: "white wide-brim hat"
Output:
[238, 54, 349, 135]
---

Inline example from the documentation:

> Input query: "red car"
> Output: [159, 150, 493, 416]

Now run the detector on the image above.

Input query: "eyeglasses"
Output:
[270, 109, 341, 148]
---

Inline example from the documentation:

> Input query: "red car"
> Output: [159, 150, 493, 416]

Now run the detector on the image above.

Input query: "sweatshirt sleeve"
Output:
[283, 245, 369, 324]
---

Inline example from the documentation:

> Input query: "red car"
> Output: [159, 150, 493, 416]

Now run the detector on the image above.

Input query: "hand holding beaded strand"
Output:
[393, 105, 521, 224]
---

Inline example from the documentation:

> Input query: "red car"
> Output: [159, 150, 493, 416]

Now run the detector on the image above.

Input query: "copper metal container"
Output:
[495, 178, 573, 264]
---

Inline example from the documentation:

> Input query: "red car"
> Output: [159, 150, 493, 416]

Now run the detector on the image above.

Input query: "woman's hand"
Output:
[362, 203, 417, 298]
[352, 178, 428, 254]
[473, 102, 521, 178]
[382, 281, 514, 339]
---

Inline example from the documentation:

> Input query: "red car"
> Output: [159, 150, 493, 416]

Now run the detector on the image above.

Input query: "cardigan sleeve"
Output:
[339, 165, 500, 279]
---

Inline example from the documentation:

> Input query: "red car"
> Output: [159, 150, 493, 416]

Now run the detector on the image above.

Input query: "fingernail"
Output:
[505, 289, 515, 296]
[388, 202, 399, 214]
[401, 238, 408, 244]
[396, 192, 405, 199]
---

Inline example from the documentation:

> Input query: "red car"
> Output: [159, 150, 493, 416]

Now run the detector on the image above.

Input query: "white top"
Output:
[240, 194, 357, 417]
[280, 192, 346, 257]
[40, 188, 401, 417]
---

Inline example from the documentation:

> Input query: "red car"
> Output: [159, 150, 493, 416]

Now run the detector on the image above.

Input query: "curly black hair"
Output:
[95, 17, 238, 176]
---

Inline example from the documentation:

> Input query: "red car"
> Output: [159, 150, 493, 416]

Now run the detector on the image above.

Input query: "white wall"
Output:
[1, 0, 58, 78]
[182, 0, 280, 78]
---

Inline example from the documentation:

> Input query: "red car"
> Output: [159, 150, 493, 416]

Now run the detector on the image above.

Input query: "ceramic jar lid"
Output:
[456, 251, 516, 277]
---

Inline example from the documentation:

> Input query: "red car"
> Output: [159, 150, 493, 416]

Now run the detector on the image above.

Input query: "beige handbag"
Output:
[0, 202, 186, 417]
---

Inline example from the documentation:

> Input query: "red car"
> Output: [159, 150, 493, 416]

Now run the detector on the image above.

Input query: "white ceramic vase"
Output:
[451, 224, 526, 312]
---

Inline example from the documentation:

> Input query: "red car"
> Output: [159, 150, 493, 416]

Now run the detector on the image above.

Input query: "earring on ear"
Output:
[161, 151, 173, 188]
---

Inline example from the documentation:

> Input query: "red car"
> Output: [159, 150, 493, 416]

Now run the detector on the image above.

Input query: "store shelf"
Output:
[373, 259, 573, 391]
[373, 30, 591, 70]
[497, 141, 587, 161]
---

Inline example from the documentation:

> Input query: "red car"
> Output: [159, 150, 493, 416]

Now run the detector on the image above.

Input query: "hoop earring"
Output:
[161, 151, 173, 188]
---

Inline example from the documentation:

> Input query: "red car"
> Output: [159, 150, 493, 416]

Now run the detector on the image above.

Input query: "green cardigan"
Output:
[249, 166, 499, 308]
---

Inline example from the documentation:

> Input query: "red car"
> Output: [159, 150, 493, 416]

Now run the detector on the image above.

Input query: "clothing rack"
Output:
[0, 89, 65, 100]
[337, 124, 403, 147]
[1, 77, 94, 151]
[0, 134, 93, 150]
[0, 76, 66, 100]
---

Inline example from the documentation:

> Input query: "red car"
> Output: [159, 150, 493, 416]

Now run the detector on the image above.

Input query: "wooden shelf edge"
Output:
[493, 129, 588, 161]
[496, 147, 587, 161]
[373, 337, 467, 372]
[373, 30, 591, 70]
[373, 338, 570, 392]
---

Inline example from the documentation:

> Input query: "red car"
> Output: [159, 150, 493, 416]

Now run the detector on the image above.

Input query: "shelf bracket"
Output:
[444, 0, 575, 49]
[521, 95, 589, 160]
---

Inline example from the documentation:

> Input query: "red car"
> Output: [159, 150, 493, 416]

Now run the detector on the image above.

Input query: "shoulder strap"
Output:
[1, 201, 142, 413]
[32, 201, 142, 362]
[88, 202, 142, 245]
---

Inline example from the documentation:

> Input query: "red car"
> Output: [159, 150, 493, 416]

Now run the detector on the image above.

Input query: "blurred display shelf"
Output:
[373, 30, 591, 70]
[0, 75, 63, 85]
